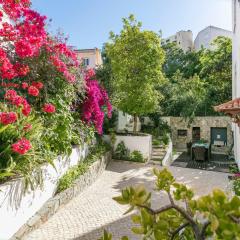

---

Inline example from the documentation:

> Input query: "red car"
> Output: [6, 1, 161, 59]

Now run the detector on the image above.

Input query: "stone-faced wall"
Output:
[161, 117, 233, 149]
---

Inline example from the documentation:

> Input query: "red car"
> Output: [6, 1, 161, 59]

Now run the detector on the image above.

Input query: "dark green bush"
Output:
[113, 141, 130, 160]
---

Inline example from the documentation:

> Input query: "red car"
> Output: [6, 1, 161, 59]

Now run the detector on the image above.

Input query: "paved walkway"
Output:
[24, 161, 230, 240]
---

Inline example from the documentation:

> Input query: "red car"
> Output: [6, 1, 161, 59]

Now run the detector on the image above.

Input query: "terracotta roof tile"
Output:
[214, 98, 240, 115]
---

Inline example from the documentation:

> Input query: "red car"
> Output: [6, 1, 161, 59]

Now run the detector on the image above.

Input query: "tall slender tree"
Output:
[106, 15, 165, 132]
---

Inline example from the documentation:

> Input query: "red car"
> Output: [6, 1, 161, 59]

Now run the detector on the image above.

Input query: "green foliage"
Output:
[104, 168, 240, 240]
[103, 109, 118, 134]
[229, 164, 239, 174]
[152, 139, 161, 146]
[233, 179, 240, 196]
[56, 142, 110, 193]
[162, 71, 207, 120]
[95, 45, 114, 98]
[129, 150, 145, 163]
[106, 15, 165, 131]
[160, 36, 232, 118]
[113, 141, 130, 160]
[199, 37, 232, 114]
[163, 42, 202, 79]
[162, 133, 169, 146]
[113, 142, 144, 162]
[0, 105, 52, 188]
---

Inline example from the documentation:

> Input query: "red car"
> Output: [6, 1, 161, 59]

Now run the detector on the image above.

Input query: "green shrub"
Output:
[129, 151, 145, 163]
[233, 178, 240, 196]
[161, 133, 169, 146]
[56, 163, 88, 193]
[229, 164, 239, 174]
[56, 142, 110, 193]
[113, 141, 130, 160]
[152, 139, 161, 146]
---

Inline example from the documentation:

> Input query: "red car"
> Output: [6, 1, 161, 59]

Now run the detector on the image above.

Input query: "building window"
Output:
[83, 58, 89, 66]
[178, 130, 187, 137]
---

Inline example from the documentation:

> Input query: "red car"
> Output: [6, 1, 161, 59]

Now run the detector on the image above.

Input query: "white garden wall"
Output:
[0, 145, 88, 240]
[104, 134, 152, 160]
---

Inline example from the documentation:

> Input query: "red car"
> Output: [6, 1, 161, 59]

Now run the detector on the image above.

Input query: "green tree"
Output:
[95, 45, 113, 98]
[160, 71, 206, 119]
[199, 36, 232, 114]
[106, 15, 165, 132]
[163, 42, 202, 80]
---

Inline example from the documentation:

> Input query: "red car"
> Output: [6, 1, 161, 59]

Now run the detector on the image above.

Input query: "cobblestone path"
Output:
[24, 161, 229, 240]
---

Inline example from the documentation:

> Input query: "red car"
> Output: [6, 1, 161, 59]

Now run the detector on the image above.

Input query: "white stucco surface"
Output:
[0, 145, 88, 240]
[114, 135, 152, 160]
[232, 0, 240, 168]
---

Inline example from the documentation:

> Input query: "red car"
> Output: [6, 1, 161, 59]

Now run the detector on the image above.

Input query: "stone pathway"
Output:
[24, 161, 229, 240]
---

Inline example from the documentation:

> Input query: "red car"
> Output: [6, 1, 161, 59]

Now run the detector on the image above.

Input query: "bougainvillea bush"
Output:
[0, 0, 109, 186]
[82, 69, 112, 134]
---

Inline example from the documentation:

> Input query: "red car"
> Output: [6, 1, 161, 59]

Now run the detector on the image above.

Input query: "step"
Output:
[152, 149, 166, 153]
[151, 156, 164, 161]
[149, 160, 162, 165]
[152, 145, 164, 149]
[152, 153, 166, 157]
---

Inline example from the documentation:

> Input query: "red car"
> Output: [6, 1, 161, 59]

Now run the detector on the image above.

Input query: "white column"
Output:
[232, 0, 240, 168]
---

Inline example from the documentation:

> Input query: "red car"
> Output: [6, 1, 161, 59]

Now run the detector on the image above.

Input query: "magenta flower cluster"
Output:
[82, 69, 112, 134]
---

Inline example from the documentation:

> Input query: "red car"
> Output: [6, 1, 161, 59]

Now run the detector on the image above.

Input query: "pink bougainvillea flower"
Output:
[28, 86, 39, 96]
[43, 103, 56, 113]
[12, 138, 32, 155]
[82, 69, 112, 134]
[0, 112, 17, 125]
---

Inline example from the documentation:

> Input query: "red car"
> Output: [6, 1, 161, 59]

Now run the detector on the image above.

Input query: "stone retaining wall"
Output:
[11, 152, 111, 240]
[161, 116, 233, 149]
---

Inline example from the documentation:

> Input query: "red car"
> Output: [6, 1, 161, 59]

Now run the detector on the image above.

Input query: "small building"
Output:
[161, 116, 233, 151]
[74, 48, 103, 69]
[161, 30, 193, 52]
[194, 26, 232, 51]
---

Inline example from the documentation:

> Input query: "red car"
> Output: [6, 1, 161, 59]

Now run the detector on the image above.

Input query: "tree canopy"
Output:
[105, 15, 165, 131]
[160, 36, 232, 117]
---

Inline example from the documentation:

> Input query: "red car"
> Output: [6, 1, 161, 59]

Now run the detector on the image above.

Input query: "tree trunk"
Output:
[133, 114, 137, 133]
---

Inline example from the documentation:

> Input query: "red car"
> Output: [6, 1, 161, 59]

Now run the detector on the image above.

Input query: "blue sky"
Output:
[32, 0, 232, 49]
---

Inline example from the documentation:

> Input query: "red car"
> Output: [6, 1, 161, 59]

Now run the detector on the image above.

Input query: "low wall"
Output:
[0, 145, 90, 240]
[11, 152, 111, 240]
[162, 135, 173, 166]
[103, 134, 152, 160]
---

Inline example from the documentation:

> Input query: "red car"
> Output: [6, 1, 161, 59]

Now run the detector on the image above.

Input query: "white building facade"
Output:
[161, 30, 193, 52]
[232, 0, 240, 168]
[194, 26, 232, 51]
